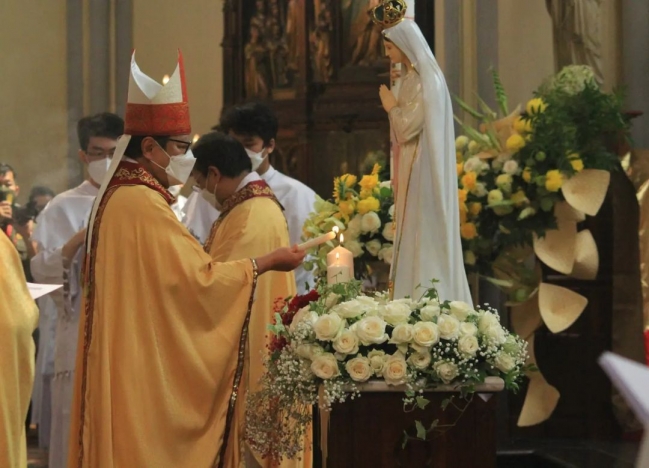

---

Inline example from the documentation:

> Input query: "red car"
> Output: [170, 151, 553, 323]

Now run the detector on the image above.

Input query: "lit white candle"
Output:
[326, 234, 354, 284]
[297, 227, 338, 251]
[162, 74, 170, 85]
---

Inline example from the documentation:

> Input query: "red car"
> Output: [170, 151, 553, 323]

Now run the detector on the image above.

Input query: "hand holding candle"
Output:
[298, 226, 339, 251]
[327, 233, 354, 284]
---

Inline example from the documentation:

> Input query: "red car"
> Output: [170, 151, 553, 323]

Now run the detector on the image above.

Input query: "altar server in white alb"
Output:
[219, 102, 317, 293]
[373, 0, 473, 304]
[30, 112, 124, 468]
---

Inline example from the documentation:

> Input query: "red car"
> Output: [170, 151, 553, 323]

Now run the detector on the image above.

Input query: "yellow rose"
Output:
[510, 190, 528, 207]
[526, 97, 548, 115]
[545, 170, 563, 192]
[338, 200, 355, 217]
[359, 174, 379, 192]
[469, 202, 482, 216]
[357, 196, 380, 214]
[505, 134, 526, 153]
[513, 116, 532, 134]
[458, 189, 468, 204]
[456, 162, 464, 176]
[340, 174, 357, 187]
[522, 167, 532, 183]
[567, 153, 584, 172]
[488, 189, 504, 205]
[460, 222, 477, 240]
[461, 171, 477, 190]
[459, 203, 468, 224]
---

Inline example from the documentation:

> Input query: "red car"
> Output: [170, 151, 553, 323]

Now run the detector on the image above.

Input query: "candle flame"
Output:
[192, 133, 200, 143]
[340, 233, 344, 243]
[332, 226, 340, 234]
[162, 74, 170, 85]
[336, 252, 340, 260]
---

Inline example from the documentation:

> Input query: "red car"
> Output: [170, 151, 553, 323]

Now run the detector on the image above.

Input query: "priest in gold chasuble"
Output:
[194, 133, 312, 468]
[0, 231, 38, 468]
[68, 51, 305, 468]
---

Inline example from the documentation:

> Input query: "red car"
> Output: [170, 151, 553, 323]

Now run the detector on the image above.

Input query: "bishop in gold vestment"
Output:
[68, 51, 305, 468]
[0, 231, 38, 468]
[194, 132, 312, 468]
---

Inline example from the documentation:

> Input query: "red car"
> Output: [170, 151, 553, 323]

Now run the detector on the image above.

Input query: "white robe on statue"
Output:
[30, 180, 97, 467]
[260, 165, 317, 294]
[181, 185, 220, 245]
[384, 20, 472, 305]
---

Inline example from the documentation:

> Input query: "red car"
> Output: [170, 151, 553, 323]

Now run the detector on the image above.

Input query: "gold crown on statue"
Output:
[370, 0, 407, 28]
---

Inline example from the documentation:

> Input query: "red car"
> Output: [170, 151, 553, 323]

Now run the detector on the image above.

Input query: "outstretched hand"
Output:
[379, 85, 397, 113]
[256, 245, 306, 275]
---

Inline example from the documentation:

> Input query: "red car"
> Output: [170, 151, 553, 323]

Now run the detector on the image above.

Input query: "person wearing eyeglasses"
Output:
[29, 112, 124, 467]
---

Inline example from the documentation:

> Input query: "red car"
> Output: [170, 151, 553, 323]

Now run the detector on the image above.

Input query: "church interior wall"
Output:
[0, 1, 68, 202]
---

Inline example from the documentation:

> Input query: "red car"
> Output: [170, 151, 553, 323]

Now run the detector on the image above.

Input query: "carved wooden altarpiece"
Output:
[222, 0, 434, 198]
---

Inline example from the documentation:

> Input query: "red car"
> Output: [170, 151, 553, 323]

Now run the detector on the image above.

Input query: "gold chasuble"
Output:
[205, 180, 311, 468]
[0, 232, 38, 468]
[68, 161, 259, 468]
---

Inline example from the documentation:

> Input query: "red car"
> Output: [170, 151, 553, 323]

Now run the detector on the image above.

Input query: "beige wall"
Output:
[133, 0, 225, 140]
[0, 2, 68, 202]
[497, 0, 555, 109]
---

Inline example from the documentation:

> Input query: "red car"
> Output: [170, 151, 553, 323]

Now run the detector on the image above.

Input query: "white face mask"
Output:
[201, 173, 222, 211]
[152, 142, 196, 185]
[87, 158, 111, 184]
[245, 147, 266, 172]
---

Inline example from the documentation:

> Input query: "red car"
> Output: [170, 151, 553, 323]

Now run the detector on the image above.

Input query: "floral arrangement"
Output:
[245, 281, 529, 462]
[302, 163, 394, 279]
[455, 65, 629, 292]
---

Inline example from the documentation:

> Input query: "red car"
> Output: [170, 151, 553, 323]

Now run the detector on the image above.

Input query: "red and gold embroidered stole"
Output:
[203, 179, 282, 253]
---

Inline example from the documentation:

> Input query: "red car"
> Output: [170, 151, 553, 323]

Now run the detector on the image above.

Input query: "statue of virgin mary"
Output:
[373, 0, 472, 304]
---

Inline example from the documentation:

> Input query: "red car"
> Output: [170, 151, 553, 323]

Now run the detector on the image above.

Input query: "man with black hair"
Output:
[192, 132, 310, 468]
[29, 111, 123, 465]
[219, 102, 317, 294]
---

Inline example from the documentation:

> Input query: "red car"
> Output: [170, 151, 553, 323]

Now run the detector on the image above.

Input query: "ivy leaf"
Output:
[441, 397, 454, 411]
[429, 419, 439, 432]
[415, 420, 427, 440]
[415, 396, 430, 410]
[402, 431, 410, 450]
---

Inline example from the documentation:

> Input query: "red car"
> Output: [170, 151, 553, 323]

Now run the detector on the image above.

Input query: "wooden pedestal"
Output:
[314, 378, 503, 468]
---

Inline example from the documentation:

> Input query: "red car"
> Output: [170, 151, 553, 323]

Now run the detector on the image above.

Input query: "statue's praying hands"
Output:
[379, 84, 397, 113]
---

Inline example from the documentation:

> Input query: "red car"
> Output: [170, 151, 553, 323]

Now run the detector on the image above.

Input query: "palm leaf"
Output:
[453, 94, 484, 120]
[491, 68, 509, 116]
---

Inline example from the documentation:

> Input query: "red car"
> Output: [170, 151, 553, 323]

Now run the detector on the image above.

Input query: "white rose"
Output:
[345, 356, 373, 382]
[313, 313, 345, 341]
[494, 351, 516, 373]
[393, 298, 417, 310]
[325, 293, 341, 308]
[382, 353, 408, 385]
[365, 239, 382, 257]
[412, 321, 440, 347]
[437, 315, 461, 340]
[333, 329, 360, 355]
[449, 301, 474, 321]
[388, 204, 395, 219]
[367, 349, 387, 375]
[459, 322, 478, 337]
[478, 312, 500, 333]
[353, 316, 389, 346]
[503, 335, 522, 356]
[381, 302, 412, 326]
[378, 244, 394, 265]
[380, 180, 392, 189]
[332, 298, 368, 319]
[289, 306, 312, 332]
[458, 335, 479, 357]
[434, 361, 459, 384]
[345, 239, 364, 258]
[389, 323, 414, 344]
[503, 160, 519, 175]
[361, 212, 382, 234]
[382, 222, 395, 241]
[408, 351, 432, 370]
[464, 156, 482, 173]
[296, 343, 325, 360]
[310, 353, 341, 379]
[346, 215, 363, 240]
[483, 323, 507, 345]
[420, 303, 441, 321]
